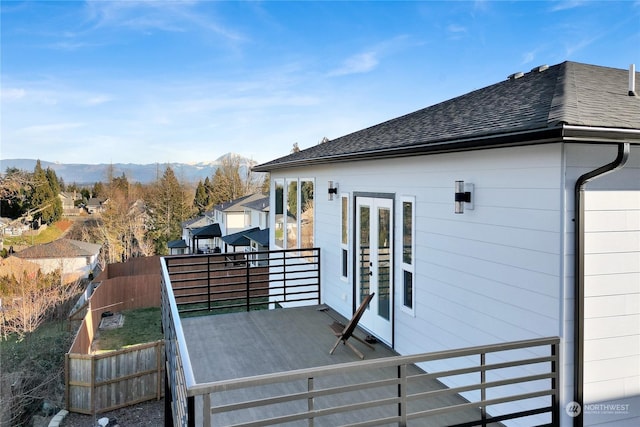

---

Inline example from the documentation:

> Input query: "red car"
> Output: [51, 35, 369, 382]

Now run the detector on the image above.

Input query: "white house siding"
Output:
[566, 144, 640, 427]
[30, 256, 94, 282]
[270, 144, 566, 425]
[269, 143, 639, 426]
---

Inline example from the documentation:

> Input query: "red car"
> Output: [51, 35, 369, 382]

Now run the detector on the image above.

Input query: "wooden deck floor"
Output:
[181, 305, 487, 426]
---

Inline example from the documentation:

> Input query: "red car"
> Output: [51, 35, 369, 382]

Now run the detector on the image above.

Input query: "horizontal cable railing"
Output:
[163, 248, 321, 315]
[188, 336, 560, 427]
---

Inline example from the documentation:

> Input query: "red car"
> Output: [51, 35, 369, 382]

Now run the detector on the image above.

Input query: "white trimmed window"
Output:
[401, 196, 415, 315]
[340, 193, 350, 281]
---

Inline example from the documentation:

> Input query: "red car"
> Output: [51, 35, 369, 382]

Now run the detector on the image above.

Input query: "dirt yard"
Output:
[62, 398, 164, 426]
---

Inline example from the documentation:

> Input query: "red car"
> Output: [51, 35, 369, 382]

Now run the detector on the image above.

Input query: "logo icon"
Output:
[566, 401, 582, 417]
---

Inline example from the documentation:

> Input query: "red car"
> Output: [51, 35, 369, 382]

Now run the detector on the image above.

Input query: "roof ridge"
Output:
[547, 61, 578, 126]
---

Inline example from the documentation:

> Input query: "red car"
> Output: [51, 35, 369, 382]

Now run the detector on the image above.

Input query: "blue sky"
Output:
[1, 1, 639, 165]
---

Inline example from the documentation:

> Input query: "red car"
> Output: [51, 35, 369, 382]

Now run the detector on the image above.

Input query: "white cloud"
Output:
[19, 122, 85, 134]
[521, 51, 536, 64]
[329, 51, 379, 76]
[447, 24, 467, 34]
[85, 95, 113, 106]
[0, 87, 26, 101]
[550, 1, 587, 12]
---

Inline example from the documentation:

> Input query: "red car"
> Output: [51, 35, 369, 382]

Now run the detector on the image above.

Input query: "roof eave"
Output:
[253, 127, 565, 172]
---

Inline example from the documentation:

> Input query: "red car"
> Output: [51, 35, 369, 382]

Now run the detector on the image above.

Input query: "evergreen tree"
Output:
[29, 160, 59, 224]
[45, 167, 63, 220]
[146, 166, 194, 254]
[193, 180, 208, 214]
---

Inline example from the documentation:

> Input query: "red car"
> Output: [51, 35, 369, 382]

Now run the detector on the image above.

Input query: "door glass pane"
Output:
[378, 207, 391, 320]
[359, 205, 370, 304]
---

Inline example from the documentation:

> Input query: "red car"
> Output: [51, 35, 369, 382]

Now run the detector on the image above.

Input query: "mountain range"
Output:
[0, 153, 259, 185]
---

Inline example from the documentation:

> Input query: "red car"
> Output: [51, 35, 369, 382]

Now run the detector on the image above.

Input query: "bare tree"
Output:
[0, 270, 77, 339]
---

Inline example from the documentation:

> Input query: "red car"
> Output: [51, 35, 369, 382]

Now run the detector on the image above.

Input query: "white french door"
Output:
[355, 196, 393, 345]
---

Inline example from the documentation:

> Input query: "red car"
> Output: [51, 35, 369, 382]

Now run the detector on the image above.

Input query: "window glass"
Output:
[403, 271, 413, 309]
[300, 180, 314, 248]
[274, 179, 284, 247]
[341, 196, 348, 245]
[286, 180, 298, 248]
[401, 196, 415, 313]
[403, 201, 412, 264]
[341, 195, 349, 279]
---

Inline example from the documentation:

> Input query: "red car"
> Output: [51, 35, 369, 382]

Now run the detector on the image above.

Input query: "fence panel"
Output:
[66, 341, 164, 414]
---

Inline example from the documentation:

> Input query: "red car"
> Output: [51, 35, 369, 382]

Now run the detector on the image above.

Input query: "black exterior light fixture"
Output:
[454, 180, 473, 214]
[328, 181, 339, 201]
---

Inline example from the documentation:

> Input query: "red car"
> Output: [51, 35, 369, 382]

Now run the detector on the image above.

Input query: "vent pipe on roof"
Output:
[629, 64, 637, 96]
[531, 64, 549, 73]
[508, 71, 524, 80]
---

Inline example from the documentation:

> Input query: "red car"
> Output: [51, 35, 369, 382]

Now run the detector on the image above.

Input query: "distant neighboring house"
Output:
[59, 191, 82, 216]
[212, 193, 269, 252]
[171, 193, 270, 255]
[14, 239, 102, 283]
[85, 197, 108, 214]
[167, 239, 189, 255]
[254, 61, 640, 426]
[0, 217, 9, 237]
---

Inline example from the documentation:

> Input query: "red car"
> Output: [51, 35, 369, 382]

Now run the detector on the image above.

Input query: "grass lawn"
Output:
[93, 307, 163, 353]
[3, 219, 73, 246]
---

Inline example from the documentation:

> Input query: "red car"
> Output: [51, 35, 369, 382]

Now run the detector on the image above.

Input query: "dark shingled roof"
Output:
[168, 239, 188, 249]
[192, 223, 222, 238]
[243, 228, 270, 247]
[254, 61, 640, 172]
[222, 227, 260, 247]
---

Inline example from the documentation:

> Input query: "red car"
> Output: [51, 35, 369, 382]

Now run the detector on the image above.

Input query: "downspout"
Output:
[573, 142, 630, 427]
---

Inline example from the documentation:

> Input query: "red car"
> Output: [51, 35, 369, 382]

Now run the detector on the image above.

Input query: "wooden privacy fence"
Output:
[65, 340, 164, 415]
[66, 256, 163, 414]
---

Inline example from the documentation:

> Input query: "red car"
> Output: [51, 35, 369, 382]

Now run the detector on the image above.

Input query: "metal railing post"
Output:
[551, 341, 560, 426]
[282, 251, 287, 302]
[246, 258, 251, 311]
[398, 364, 407, 427]
[187, 396, 195, 427]
[481, 352, 487, 427]
[308, 377, 314, 427]
[207, 255, 212, 312]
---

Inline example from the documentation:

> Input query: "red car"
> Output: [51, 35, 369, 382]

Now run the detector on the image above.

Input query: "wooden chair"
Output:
[329, 292, 376, 359]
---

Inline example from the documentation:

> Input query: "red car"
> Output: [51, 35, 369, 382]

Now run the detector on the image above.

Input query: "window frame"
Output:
[400, 195, 416, 316]
[340, 193, 350, 282]
[272, 177, 315, 250]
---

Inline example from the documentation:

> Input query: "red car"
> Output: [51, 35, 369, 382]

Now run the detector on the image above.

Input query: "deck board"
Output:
[182, 305, 486, 426]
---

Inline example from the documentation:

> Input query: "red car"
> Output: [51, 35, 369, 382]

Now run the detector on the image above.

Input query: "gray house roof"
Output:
[16, 239, 102, 259]
[254, 61, 640, 172]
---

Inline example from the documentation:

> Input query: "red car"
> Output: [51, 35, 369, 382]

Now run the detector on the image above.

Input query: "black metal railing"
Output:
[188, 336, 560, 427]
[163, 248, 321, 315]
